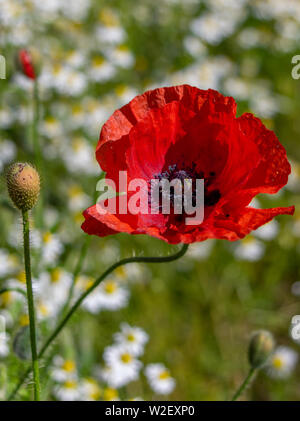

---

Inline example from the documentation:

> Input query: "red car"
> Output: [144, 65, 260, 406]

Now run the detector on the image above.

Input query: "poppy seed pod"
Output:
[6, 163, 40, 211]
[248, 330, 275, 369]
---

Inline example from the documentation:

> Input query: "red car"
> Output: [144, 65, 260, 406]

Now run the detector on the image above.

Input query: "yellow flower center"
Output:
[62, 360, 76, 372]
[103, 387, 118, 401]
[127, 333, 135, 342]
[17, 271, 26, 284]
[104, 281, 117, 294]
[43, 232, 52, 243]
[38, 303, 49, 316]
[1, 292, 12, 307]
[19, 314, 29, 326]
[64, 380, 77, 389]
[92, 56, 105, 67]
[45, 116, 57, 125]
[98, 10, 119, 26]
[272, 357, 284, 369]
[50, 268, 61, 283]
[120, 353, 132, 364]
[159, 370, 170, 380]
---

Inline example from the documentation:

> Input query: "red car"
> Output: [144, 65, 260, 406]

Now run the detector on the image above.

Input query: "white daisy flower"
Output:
[234, 237, 265, 261]
[62, 137, 99, 176]
[67, 185, 90, 212]
[78, 378, 102, 401]
[89, 57, 116, 83]
[145, 363, 176, 395]
[0, 139, 16, 171]
[95, 9, 126, 45]
[51, 356, 77, 383]
[102, 387, 120, 401]
[186, 241, 214, 260]
[0, 249, 19, 278]
[40, 116, 63, 138]
[254, 220, 279, 241]
[96, 279, 129, 311]
[102, 345, 142, 388]
[0, 333, 9, 358]
[54, 380, 80, 401]
[107, 45, 135, 69]
[41, 232, 64, 267]
[80, 278, 129, 314]
[36, 269, 72, 318]
[267, 346, 298, 379]
[114, 323, 149, 357]
[0, 108, 15, 129]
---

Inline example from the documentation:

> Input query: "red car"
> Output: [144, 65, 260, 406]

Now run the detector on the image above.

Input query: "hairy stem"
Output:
[231, 367, 256, 401]
[32, 80, 43, 228]
[8, 243, 189, 400]
[22, 210, 40, 401]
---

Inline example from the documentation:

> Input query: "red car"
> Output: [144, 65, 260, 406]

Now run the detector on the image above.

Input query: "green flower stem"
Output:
[8, 243, 189, 400]
[63, 235, 91, 315]
[0, 287, 26, 297]
[32, 80, 43, 228]
[231, 367, 256, 401]
[22, 210, 40, 401]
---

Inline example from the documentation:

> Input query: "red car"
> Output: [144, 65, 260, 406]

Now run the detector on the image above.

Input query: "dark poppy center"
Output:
[149, 163, 221, 212]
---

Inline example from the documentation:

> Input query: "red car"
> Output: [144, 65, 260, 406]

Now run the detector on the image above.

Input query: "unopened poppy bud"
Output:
[17, 49, 36, 80]
[248, 330, 275, 369]
[6, 163, 40, 211]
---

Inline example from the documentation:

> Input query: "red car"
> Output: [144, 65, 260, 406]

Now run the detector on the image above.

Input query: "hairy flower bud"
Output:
[6, 163, 40, 211]
[248, 330, 275, 369]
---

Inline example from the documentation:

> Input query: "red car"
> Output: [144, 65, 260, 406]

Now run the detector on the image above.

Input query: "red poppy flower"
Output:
[82, 85, 294, 244]
[18, 49, 35, 80]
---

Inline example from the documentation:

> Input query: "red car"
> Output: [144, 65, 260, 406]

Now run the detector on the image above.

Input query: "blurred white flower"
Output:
[51, 356, 77, 383]
[40, 116, 64, 138]
[54, 380, 80, 401]
[41, 232, 64, 267]
[145, 363, 176, 395]
[0, 249, 19, 278]
[254, 220, 279, 241]
[36, 269, 72, 318]
[78, 378, 102, 401]
[107, 45, 135, 69]
[62, 137, 99, 175]
[0, 334, 9, 358]
[0, 139, 16, 171]
[234, 237, 265, 261]
[267, 346, 298, 379]
[114, 323, 149, 357]
[102, 345, 142, 388]
[67, 185, 90, 212]
[81, 277, 129, 314]
[89, 57, 116, 82]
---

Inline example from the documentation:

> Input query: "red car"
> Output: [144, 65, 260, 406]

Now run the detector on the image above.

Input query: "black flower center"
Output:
[149, 163, 221, 213]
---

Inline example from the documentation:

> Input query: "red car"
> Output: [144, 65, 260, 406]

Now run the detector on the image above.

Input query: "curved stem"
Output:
[22, 210, 40, 401]
[0, 287, 26, 298]
[8, 243, 188, 400]
[62, 235, 91, 315]
[231, 367, 256, 401]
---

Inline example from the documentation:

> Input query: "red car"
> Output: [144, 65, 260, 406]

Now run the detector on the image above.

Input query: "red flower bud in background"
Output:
[18, 49, 36, 80]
